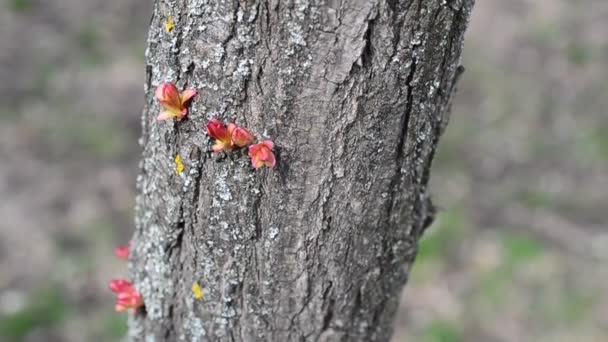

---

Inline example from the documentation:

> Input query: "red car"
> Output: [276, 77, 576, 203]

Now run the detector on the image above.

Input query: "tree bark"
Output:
[129, 0, 473, 341]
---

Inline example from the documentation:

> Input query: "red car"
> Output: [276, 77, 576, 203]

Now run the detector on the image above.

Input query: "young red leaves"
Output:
[206, 119, 255, 153]
[155, 82, 197, 122]
[114, 244, 130, 260]
[231, 126, 255, 148]
[248, 140, 276, 169]
[206, 119, 276, 168]
[207, 119, 235, 152]
[109, 279, 143, 312]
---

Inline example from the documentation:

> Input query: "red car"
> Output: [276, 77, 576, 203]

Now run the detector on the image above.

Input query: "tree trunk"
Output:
[129, 0, 473, 341]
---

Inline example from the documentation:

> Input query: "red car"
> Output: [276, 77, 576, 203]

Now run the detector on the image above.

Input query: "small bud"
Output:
[114, 244, 130, 260]
[231, 126, 255, 147]
[206, 119, 233, 152]
[248, 140, 276, 169]
[155, 82, 197, 121]
[109, 279, 143, 312]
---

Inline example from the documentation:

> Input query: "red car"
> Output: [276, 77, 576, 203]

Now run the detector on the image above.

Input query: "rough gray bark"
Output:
[129, 0, 473, 341]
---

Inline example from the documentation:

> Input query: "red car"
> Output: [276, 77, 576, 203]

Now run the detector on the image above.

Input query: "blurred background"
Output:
[0, 0, 606, 341]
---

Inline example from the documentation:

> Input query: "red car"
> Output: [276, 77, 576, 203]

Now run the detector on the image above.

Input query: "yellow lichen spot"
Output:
[192, 282, 203, 299]
[165, 16, 175, 32]
[175, 154, 184, 174]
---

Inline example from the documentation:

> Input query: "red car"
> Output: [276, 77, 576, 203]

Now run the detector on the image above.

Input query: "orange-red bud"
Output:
[206, 119, 233, 152]
[155, 82, 197, 121]
[114, 244, 130, 260]
[248, 140, 276, 169]
[109, 279, 143, 312]
[231, 126, 255, 147]
[207, 119, 259, 154]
